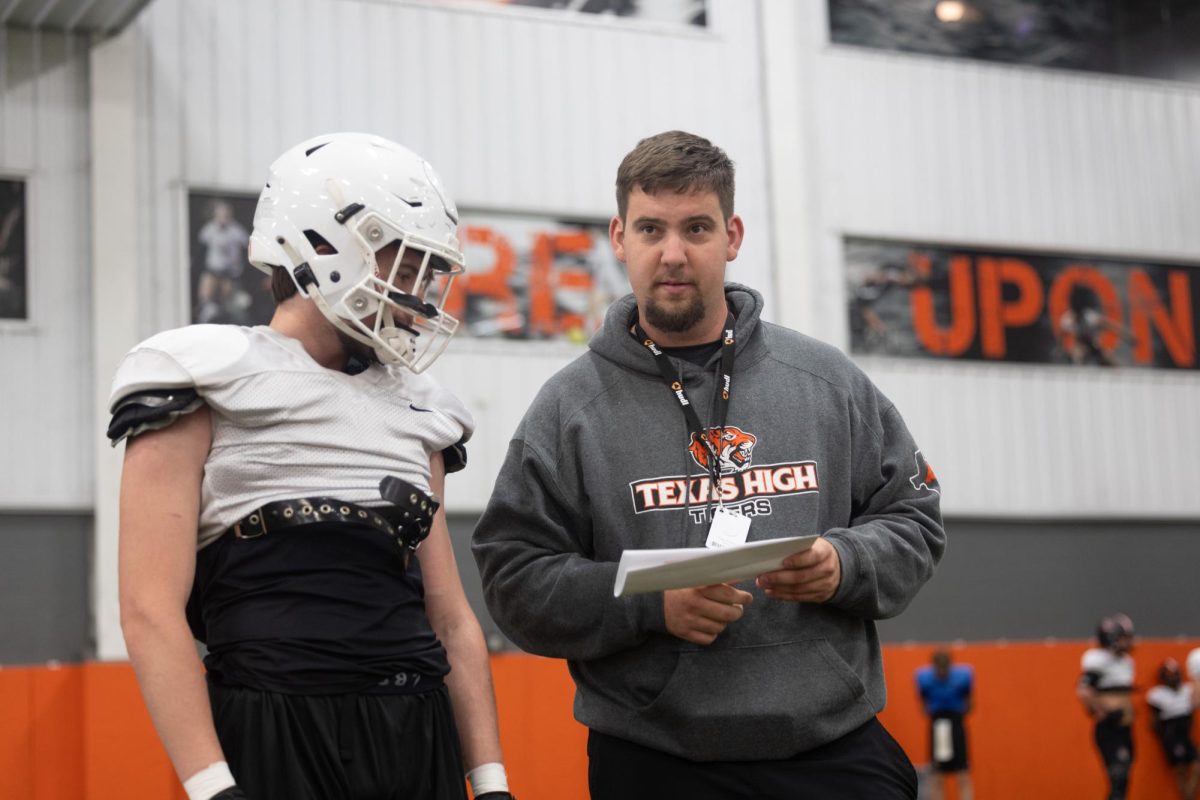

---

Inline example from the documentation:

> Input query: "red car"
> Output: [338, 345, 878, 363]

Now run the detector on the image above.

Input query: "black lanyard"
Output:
[633, 311, 737, 502]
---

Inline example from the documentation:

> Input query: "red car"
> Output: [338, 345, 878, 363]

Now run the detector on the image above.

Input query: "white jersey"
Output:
[1147, 683, 1195, 721]
[110, 324, 473, 549]
[1081, 647, 1134, 690]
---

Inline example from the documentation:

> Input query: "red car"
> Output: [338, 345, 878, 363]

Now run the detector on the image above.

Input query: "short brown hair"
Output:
[271, 267, 298, 303]
[615, 130, 735, 221]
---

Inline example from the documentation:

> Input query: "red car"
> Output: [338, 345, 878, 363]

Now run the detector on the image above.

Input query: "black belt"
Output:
[228, 496, 433, 563]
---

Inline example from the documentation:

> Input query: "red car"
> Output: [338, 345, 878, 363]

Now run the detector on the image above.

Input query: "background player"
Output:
[1078, 613, 1136, 800]
[916, 648, 974, 800]
[1147, 658, 1199, 799]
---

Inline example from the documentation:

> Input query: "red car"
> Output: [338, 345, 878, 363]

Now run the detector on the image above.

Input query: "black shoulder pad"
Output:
[442, 439, 468, 474]
[107, 389, 204, 445]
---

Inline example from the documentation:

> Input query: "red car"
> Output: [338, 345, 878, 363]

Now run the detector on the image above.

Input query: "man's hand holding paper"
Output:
[663, 584, 754, 646]
[755, 537, 842, 603]
[660, 535, 840, 645]
[612, 534, 820, 598]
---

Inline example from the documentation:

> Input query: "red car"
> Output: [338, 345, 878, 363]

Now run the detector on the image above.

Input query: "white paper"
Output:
[613, 534, 819, 597]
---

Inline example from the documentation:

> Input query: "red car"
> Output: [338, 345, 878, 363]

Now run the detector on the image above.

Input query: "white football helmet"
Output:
[248, 132, 465, 372]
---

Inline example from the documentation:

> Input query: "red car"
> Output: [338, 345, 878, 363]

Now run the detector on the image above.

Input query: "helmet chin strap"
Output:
[378, 313, 418, 365]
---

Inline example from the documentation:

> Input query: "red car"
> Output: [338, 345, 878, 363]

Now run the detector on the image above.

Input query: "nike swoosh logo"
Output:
[410, 403, 433, 413]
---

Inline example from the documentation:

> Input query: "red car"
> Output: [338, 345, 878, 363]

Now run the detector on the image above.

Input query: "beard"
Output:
[644, 292, 707, 334]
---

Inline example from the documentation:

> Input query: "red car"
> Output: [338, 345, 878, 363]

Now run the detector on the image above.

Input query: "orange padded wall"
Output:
[2, 641, 1197, 799]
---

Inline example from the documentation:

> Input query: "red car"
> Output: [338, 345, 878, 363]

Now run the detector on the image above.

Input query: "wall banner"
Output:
[476, 0, 707, 27]
[452, 214, 625, 342]
[0, 179, 28, 320]
[845, 236, 1198, 370]
[187, 190, 626, 343]
[189, 191, 265, 326]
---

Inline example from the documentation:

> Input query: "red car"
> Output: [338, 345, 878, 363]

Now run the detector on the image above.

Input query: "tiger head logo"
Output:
[688, 426, 758, 474]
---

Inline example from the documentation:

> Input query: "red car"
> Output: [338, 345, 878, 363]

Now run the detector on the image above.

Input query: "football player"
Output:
[110, 133, 511, 800]
[1147, 658, 1198, 800]
[1078, 613, 1136, 800]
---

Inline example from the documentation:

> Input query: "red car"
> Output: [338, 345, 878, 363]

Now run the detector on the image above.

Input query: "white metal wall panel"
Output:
[427, 341, 584, 507]
[860, 358, 1200, 518]
[140, 0, 187, 337]
[812, 50, 1200, 281]
[0, 29, 92, 509]
[112, 0, 772, 513]
[92, 26, 143, 660]
[140, 0, 771, 223]
[762, 1, 1200, 518]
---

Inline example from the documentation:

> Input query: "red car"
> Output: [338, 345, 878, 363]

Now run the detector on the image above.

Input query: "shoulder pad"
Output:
[107, 388, 204, 445]
[109, 325, 251, 411]
[395, 370, 475, 474]
[1081, 648, 1108, 672]
[397, 369, 476, 444]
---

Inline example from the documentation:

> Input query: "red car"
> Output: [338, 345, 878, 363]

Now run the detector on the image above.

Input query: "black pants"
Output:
[588, 717, 917, 800]
[1157, 715, 1198, 766]
[1094, 711, 1133, 800]
[209, 682, 468, 800]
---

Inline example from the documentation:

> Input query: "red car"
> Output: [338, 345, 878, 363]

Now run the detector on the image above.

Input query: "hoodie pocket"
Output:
[635, 638, 870, 761]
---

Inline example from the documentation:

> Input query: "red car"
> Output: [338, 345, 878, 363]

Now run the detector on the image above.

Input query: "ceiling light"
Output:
[935, 0, 967, 23]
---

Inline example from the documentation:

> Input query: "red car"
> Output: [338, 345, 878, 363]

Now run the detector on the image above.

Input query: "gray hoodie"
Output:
[472, 284, 945, 761]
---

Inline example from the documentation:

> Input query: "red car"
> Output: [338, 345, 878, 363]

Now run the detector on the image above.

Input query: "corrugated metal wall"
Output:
[4, 0, 1197, 659]
[0, 28, 92, 509]
[120, 0, 774, 510]
[762, 1, 1200, 518]
[3, 1, 1194, 518]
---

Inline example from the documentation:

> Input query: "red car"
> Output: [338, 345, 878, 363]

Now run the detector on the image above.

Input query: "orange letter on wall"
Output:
[977, 258, 1044, 359]
[529, 231, 594, 337]
[910, 253, 976, 356]
[446, 225, 519, 332]
[1128, 268, 1195, 367]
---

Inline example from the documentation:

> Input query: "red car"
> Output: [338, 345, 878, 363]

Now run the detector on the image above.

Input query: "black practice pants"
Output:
[209, 682, 468, 800]
[588, 717, 918, 800]
[1094, 711, 1133, 800]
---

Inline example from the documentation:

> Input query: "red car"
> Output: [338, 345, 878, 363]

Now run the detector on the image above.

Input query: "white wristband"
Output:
[466, 761, 509, 796]
[183, 761, 236, 800]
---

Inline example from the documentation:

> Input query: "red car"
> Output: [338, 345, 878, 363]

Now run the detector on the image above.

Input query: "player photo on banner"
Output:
[846, 236, 1199, 370]
[0, 179, 28, 320]
[477, 0, 706, 26]
[188, 191, 272, 326]
[454, 214, 626, 341]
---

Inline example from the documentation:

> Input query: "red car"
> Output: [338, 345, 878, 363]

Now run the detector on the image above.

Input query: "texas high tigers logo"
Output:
[688, 425, 757, 474]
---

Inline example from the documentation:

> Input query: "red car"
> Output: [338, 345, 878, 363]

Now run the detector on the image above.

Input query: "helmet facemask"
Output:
[319, 210, 463, 372]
